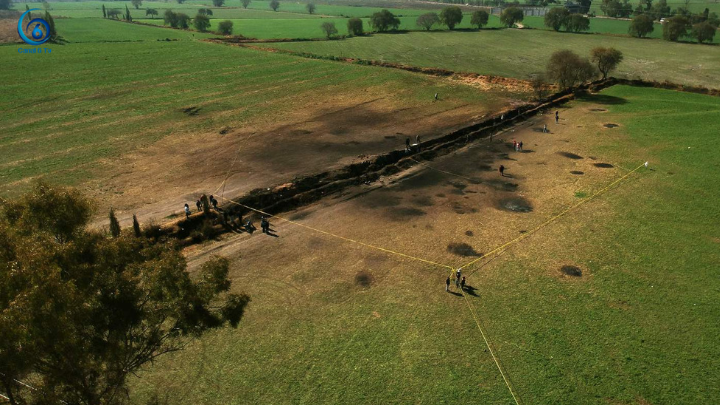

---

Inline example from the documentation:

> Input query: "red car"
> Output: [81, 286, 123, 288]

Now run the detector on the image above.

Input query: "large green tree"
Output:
[347, 17, 364, 36]
[369, 9, 400, 32]
[131, 0, 142, 10]
[590, 47, 624, 79]
[0, 183, 249, 405]
[416, 12, 440, 31]
[663, 15, 690, 41]
[439, 6, 463, 30]
[544, 7, 570, 31]
[500, 7, 524, 28]
[546, 49, 597, 89]
[629, 13, 654, 37]
[194, 13, 211, 32]
[691, 21, 716, 43]
[470, 10, 489, 29]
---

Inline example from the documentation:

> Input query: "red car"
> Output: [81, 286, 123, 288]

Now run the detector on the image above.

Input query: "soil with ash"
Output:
[594, 163, 614, 168]
[447, 242, 482, 257]
[560, 265, 582, 277]
[498, 197, 533, 213]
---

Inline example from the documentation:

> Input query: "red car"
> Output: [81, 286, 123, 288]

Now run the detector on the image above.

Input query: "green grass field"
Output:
[125, 85, 720, 404]
[0, 38, 502, 197]
[272, 29, 720, 87]
[589, 0, 720, 14]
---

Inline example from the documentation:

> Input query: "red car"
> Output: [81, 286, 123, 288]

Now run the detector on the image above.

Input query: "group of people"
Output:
[446, 268, 467, 292]
[512, 140, 524, 152]
[182, 194, 273, 235]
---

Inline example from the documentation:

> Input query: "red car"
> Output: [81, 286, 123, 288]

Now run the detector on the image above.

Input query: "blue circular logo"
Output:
[18, 9, 51, 45]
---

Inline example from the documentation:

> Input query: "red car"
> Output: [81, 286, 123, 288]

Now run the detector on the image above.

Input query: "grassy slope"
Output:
[271, 29, 720, 87]
[484, 86, 720, 403]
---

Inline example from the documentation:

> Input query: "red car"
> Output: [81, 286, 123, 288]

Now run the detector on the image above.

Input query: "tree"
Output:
[544, 7, 569, 31]
[546, 49, 597, 89]
[194, 13, 211, 32]
[242, 0, 251, 8]
[198, 8, 213, 15]
[470, 10, 489, 29]
[369, 9, 401, 32]
[132, 214, 141, 237]
[439, 6, 463, 29]
[0, 0, 11, 10]
[566, 13, 590, 32]
[42, 1, 50, 10]
[177, 12, 190, 28]
[177, 0, 185, 3]
[578, 0, 592, 13]
[650, 0, 670, 20]
[629, 13, 654, 37]
[131, 0, 142, 10]
[306, 2, 316, 14]
[416, 12, 440, 31]
[102, 4, 106, 18]
[590, 47, 623, 79]
[212, 0, 225, 6]
[320, 21, 338, 38]
[269, 0, 280, 11]
[164, 9, 178, 27]
[44, 11, 57, 40]
[708, 12, 720, 28]
[218, 19, 233, 35]
[691, 21, 716, 43]
[663, 15, 689, 41]
[146, 8, 158, 18]
[125, 5, 132, 21]
[0, 183, 249, 405]
[347, 17, 364, 36]
[500, 7, 524, 28]
[109, 208, 121, 238]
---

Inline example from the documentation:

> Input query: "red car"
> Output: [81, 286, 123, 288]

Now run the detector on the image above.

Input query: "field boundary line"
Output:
[459, 162, 645, 271]
[217, 196, 454, 270]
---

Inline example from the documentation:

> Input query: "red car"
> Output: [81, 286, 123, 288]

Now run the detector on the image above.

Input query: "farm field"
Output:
[127, 85, 720, 404]
[588, 0, 720, 14]
[0, 38, 522, 225]
[272, 29, 720, 87]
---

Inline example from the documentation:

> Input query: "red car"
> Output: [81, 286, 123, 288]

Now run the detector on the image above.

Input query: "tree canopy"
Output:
[370, 9, 400, 32]
[470, 10, 489, 29]
[439, 6, 463, 30]
[416, 12, 440, 31]
[629, 13, 655, 37]
[500, 7, 524, 28]
[0, 182, 250, 405]
[347, 17, 364, 36]
[590, 47, 624, 79]
[546, 49, 597, 89]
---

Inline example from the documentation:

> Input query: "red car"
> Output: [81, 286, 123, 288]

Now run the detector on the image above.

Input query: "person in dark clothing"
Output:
[445, 276, 450, 292]
[261, 217, 270, 234]
[196, 200, 202, 212]
[460, 276, 466, 291]
[245, 219, 255, 233]
[499, 165, 505, 176]
[405, 137, 410, 151]
[555, 111, 559, 124]
[210, 195, 218, 209]
[519, 141, 523, 151]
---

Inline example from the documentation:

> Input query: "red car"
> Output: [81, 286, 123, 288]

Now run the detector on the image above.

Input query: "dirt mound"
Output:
[447, 242, 481, 257]
[560, 265, 582, 277]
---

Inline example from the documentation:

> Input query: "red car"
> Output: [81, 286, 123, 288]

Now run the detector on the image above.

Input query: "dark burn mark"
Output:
[447, 242, 482, 257]
[570, 170, 584, 175]
[561, 265, 582, 277]
[498, 197, 533, 213]
[558, 151, 583, 160]
[594, 163, 614, 168]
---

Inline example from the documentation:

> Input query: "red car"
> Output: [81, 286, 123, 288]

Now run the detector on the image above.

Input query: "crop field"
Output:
[127, 85, 720, 404]
[589, 0, 720, 14]
[0, 37, 521, 224]
[272, 29, 720, 87]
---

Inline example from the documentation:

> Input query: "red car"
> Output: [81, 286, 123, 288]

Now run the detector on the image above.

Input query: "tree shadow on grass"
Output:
[578, 93, 627, 105]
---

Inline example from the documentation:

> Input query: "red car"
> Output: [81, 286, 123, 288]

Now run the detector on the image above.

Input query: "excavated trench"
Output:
[154, 77, 720, 246]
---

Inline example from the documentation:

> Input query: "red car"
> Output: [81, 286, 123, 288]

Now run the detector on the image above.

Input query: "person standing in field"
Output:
[555, 111, 559, 124]
[513, 140, 517, 150]
[405, 137, 410, 151]
[196, 200, 202, 212]
[499, 165, 505, 177]
[455, 268, 462, 288]
[184, 204, 191, 219]
[445, 276, 450, 292]
[261, 216, 270, 234]
[543, 124, 548, 133]
[460, 276, 466, 291]
[434, 93, 438, 101]
[519, 141, 523, 151]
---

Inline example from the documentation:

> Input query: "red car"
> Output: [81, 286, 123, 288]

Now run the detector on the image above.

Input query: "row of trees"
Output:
[415, 8, 491, 31]
[542, 47, 623, 92]
[545, 8, 591, 32]
[428, 0, 591, 12]
[0, 183, 250, 404]
[161, 9, 233, 34]
[626, 12, 718, 43]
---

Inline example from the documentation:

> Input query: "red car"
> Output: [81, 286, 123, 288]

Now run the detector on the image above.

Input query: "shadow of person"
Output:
[264, 228, 279, 238]
[448, 291, 462, 297]
[463, 285, 479, 297]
